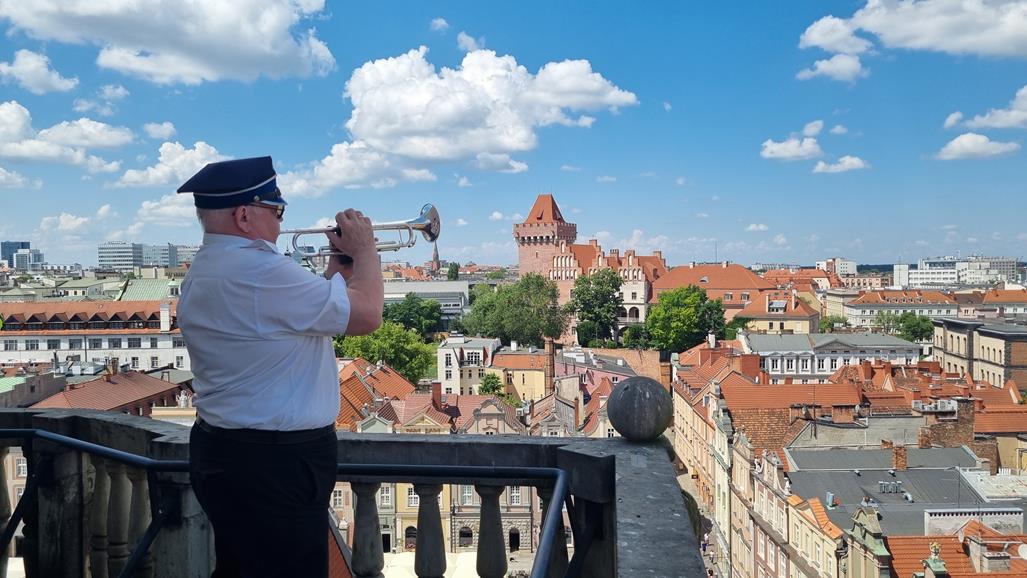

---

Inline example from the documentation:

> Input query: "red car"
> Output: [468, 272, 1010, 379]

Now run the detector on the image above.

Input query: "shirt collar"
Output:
[202, 233, 280, 254]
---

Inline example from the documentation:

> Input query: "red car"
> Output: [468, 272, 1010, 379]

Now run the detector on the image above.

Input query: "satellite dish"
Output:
[1017, 544, 1027, 560]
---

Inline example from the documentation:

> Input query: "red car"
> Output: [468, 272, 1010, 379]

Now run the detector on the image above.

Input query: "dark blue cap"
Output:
[176, 156, 287, 209]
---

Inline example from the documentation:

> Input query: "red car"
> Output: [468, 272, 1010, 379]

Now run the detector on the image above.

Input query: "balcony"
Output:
[615, 317, 643, 325]
[0, 407, 701, 577]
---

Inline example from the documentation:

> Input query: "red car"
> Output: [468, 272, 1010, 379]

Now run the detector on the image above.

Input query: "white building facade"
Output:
[739, 332, 922, 383]
[437, 334, 503, 395]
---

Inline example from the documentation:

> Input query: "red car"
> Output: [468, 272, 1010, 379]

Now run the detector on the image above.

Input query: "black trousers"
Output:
[189, 423, 338, 578]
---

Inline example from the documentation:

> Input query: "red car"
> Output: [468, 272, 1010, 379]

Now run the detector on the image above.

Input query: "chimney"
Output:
[722, 261, 728, 268]
[160, 303, 171, 332]
[431, 381, 442, 410]
[893, 445, 908, 471]
[918, 428, 931, 449]
[659, 350, 672, 390]
[544, 337, 556, 396]
[689, 262, 696, 269]
[510, 340, 518, 352]
[708, 331, 716, 349]
[653, 250, 663, 261]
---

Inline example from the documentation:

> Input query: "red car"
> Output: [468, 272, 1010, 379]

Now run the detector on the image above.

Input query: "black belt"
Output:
[195, 418, 334, 445]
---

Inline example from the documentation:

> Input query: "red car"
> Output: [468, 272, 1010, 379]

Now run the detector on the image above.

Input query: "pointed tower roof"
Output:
[523, 194, 566, 224]
[431, 242, 440, 272]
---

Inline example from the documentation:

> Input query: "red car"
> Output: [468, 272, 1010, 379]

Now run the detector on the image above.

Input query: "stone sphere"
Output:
[607, 376, 673, 442]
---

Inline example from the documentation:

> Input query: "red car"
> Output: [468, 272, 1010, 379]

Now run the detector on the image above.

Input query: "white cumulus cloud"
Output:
[0, 0, 335, 85]
[813, 155, 870, 173]
[746, 223, 769, 232]
[430, 18, 449, 32]
[117, 141, 225, 187]
[944, 111, 964, 129]
[936, 132, 1020, 160]
[663, 101, 672, 111]
[760, 137, 823, 160]
[830, 124, 848, 134]
[0, 49, 78, 94]
[596, 175, 616, 183]
[475, 152, 527, 173]
[965, 84, 1027, 129]
[0, 164, 31, 188]
[796, 54, 867, 82]
[0, 100, 121, 173]
[143, 122, 177, 140]
[40, 212, 89, 232]
[38, 118, 134, 148]
[561, 164, 581, 172]
[455, 218, 469, 226]
[457, 31, 484, 52]
[799, 15, 873, 54]
[803, 120, 824, 137]
[489, 211, 504, 221]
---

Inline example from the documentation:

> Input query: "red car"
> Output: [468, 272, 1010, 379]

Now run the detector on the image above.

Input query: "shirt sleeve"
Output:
[255, 255, 351, 337]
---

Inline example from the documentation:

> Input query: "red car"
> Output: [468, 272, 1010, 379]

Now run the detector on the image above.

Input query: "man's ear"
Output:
[234, 206, 251, 232]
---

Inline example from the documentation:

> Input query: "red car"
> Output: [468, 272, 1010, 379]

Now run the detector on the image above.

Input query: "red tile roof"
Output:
[653, 263, 774, 293]
[737, 290, 820, 319]
[720, 380, 862, 410]
[982, 289, 1027, 304]
[849, 290, 956, 305]
[31, 371, 182, 411]
[521, 193, 566, 223]
[492, 353, 547, 371]
[885, 536, 976, 578]
[974, 408, 1027, 434]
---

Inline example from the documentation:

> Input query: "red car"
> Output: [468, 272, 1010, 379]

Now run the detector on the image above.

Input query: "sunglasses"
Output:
[249, 202, 285, 220]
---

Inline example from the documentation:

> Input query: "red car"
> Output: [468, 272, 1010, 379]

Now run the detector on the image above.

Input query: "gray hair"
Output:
[195, 207, 235, 233]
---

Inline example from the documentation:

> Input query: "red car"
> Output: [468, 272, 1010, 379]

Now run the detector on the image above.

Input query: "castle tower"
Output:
[513, 194, 577, 277]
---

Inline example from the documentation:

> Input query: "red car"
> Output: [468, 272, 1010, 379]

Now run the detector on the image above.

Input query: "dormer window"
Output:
[700, 276, 709, 283]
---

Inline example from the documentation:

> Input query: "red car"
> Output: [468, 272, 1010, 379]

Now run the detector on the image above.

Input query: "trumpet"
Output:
[281, 203, 441, 259]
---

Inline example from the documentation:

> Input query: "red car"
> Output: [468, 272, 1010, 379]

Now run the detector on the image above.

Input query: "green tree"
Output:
[873, 311, 899, 333]
[567, 268, 623, 342]
[485, 269, 506, 280]
[383, 293, 442, 341]
[819, 315, 848, 333]
[725, 317, 752, 340]
[621, 325, 651, 349]
[447, 262, 460, 280]
[333, 321, 435, 383]
[645, 285, 726, 353]
[478, 372, 504, 396]
[897, 312, 933, 342]
[462, 273, 567, 346]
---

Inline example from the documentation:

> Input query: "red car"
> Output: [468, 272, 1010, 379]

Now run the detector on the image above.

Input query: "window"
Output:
[25, 340, 39, 351]
[332, 489, 345, 508]
[379, 485, 391, 506]
[445, 353, 452, 367]
[15, 458, 27, 478]
[109, 338, 122, 349]
[131, 357, 139, 369]
[758, 531, 765, 557]
[407, 486, 419, 507]
[175, 356, 184, 368]
[725, 292, 733, 301]
[606, 428, 616, 438]
[150, 338, 158, 348]
[786, 359, 794, 371]
[150, 356, 160, 368]
[89, 338, 102, 349]
[631, 291, 638, 300]
[3, 340, 16, 351]
[46, 339, 60, 350]
[444, 370, 452, 380]
[509, 486, 521, 506]
[128, 338, 141, 349]
[815, 543, 822, 567]
[172, 337, 186, 348]
[800, 358, 809, 371]
[69, 339, 82, 349]
[461, 485, 474, 505]
[816, 358, 825, 371]
[779, 554, 787, 578]
[742, 292, 750, 302]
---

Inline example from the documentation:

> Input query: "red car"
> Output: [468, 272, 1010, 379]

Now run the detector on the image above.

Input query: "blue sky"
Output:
[1, 1, 1026, 267]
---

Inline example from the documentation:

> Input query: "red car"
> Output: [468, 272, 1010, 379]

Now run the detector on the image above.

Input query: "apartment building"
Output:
[738, 332, 921, 384]
[932, 317, 1027, 391]
[0, 301, 190, 371]
[844, 290, 957, 327]
[436, 334, 503, 395]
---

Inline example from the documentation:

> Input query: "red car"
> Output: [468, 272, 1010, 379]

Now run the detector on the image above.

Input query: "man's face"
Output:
[236, 203, 282, 242]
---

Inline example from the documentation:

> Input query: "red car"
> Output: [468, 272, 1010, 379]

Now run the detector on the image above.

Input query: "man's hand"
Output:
[326, 209, 375, 257]
[322, 208, 384, 335]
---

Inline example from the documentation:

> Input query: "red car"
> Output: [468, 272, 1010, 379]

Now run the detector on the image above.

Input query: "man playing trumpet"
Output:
[176, 156, 384, 577]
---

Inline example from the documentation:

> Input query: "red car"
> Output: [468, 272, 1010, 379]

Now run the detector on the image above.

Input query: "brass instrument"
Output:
[281, 203, 441, 260]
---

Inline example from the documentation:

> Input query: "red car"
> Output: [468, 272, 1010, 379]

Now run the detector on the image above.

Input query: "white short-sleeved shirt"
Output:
[177, 233, 350, 430]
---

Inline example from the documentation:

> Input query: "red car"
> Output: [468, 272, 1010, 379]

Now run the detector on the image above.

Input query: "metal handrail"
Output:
[0, 429, 573, 578]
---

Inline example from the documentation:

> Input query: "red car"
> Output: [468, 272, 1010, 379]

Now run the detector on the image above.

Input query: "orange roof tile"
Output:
[982, 289, 1027, 304]
[521, 193, 567, 224]
[31, 371, 182, 411]
[974, 408, 1027, 434]
[491, 353, 547, 371]
[720, 380, 862, 410]
[653, 263, 774, 292]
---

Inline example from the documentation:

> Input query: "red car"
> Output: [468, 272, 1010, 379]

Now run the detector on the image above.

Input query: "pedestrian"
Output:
[177, 156, 384, 577]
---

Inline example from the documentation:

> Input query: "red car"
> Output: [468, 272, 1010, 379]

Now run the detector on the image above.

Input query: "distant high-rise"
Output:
[13, 248, 44, 271]
[98, 241, 143, 271]
[1, 241, 30, 267]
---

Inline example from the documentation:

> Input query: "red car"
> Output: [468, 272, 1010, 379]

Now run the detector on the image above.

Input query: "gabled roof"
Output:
[974, 408, 1027, 434]
[521, 193, 566, 224]
[849, 290, 956, 306]
[720, 379, 862, 410]
[653, 263, 774, 292]
[982, 289, 1027, 304]
[31, 371, 181, 411]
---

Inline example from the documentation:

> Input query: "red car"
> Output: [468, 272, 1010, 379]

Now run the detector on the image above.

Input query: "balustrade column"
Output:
[0, 447, 9, 577]
[538, 486, 569, 578]
[88, 457, 110, 578]
[413, 484, 445, 578]
[106, 460, 131, 577]
[127, 467, 153, 578]
[350, 482, 384, 578]
[474, 484, 507, 578]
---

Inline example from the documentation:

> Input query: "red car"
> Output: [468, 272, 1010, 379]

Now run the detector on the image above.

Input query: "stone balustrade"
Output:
[0, 405, 701, 578]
